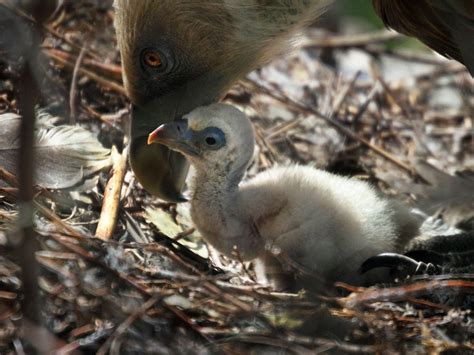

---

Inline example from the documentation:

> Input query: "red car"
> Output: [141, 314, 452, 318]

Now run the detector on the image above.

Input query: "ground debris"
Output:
[0, 1, 473, 353]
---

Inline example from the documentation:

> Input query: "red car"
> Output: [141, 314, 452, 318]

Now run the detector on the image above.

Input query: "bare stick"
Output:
[69, 46, 86, 124]
[0, 166, 19, 186]
[21, 318, 81, 355]
[301, 30, 402, 49]
[45, 48, 122, 80]
[95, 146, 128, 240]
[340, 279, 474, 307]
[46, 50, 127, 96]
[96, 295, 160, 355]
[15, 39, 41, 328]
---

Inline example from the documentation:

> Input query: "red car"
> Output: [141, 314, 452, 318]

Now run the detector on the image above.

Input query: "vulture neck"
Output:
[190, 158, 263, 260]
[192, 160, 247, 207]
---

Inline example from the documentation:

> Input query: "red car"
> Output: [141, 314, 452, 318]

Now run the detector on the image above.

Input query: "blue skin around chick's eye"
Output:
[196, 127, 226, 150]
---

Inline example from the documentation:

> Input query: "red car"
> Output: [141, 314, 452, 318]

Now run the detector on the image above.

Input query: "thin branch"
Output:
[69, 46, 87, 124]
[302, 30, 402, 49]
[340, 279, 474, 307]
[46, 49, 127, 96]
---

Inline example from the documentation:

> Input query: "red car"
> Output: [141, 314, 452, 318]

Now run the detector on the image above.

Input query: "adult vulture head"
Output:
[114, 0, 473, 202]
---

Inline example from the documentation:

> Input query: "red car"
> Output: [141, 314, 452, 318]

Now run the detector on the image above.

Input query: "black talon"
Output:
[413, 261, 439, 275]
[360, 252, 443, 278]
[360, 253, 423, 275]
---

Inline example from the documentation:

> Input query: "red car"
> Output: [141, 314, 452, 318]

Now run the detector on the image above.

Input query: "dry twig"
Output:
[95, 146, 129, 240]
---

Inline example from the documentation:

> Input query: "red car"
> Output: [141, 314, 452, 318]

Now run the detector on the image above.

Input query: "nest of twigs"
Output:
[1, 1, 473, 353]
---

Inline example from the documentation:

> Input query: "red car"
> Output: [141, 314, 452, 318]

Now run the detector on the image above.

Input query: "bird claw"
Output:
[413, 261, 438, 275]
[360, 252, 441, 279]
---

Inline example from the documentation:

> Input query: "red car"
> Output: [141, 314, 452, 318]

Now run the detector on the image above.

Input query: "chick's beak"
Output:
[148, 121, 183, 145]
[148, 120, 198, 157]
[147, 126, 162, 145]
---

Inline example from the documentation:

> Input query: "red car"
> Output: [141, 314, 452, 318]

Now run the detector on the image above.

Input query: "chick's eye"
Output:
[205, 136, 217, 146]
[200, 127, 225, 150]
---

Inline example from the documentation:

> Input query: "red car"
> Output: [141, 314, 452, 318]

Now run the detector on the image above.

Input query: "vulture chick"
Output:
[114, 0, 473, 202]
[148, 103, 421, 291]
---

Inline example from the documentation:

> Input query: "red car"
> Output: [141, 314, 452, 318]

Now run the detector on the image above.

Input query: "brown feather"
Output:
[373, 0, 474, 74]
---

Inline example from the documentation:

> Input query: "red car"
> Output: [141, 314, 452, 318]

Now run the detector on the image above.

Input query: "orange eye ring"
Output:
[143, 50, 163, 68]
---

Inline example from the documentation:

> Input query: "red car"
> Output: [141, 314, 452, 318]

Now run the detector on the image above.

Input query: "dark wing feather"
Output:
[373, 0, 474, 74]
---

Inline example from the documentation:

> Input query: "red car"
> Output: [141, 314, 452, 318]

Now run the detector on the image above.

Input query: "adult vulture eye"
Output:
[144, 50, 162, 67]
[140, 48, 170, 73]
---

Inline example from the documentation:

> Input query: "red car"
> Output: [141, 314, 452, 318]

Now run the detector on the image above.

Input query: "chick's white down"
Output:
[170, 104, 420, 290]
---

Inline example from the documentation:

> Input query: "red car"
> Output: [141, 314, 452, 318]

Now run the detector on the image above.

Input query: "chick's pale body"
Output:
[191, 164, 416, 286]
[149, 103, 420, 290]
[240, 166, 406, 276]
